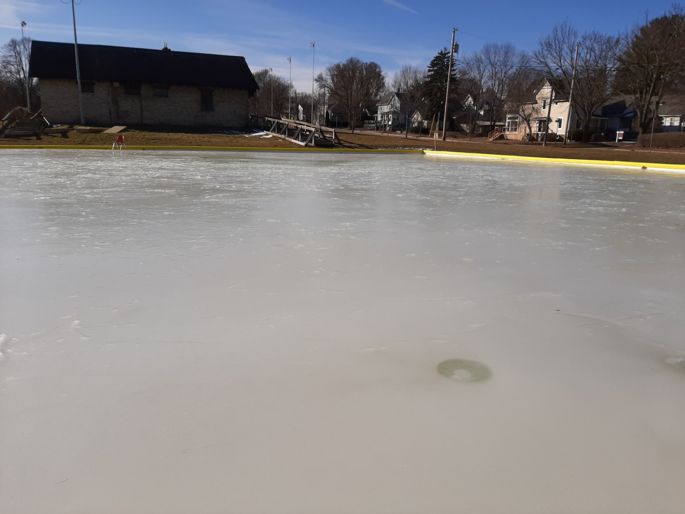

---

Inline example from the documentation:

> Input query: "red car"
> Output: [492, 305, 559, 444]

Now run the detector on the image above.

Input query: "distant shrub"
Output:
[570, 129, 585, 141]
[638, 132, 685, 148]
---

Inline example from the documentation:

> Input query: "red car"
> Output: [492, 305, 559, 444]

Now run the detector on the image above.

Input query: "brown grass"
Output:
[2, 127, 684, 164]
[637, 132, 685, 149]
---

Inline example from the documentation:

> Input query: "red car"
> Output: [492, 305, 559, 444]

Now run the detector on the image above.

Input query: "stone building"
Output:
[29, 41, 259, 128]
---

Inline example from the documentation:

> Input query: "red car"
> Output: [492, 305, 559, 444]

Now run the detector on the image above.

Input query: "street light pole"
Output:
[442, 28, 457, 141]
[288, 57, 292, 119]
[310, 41, 315, 124]
[71, 0, 85, 125]
[20, 21, 31, 112]
[269, 67, 274, 117]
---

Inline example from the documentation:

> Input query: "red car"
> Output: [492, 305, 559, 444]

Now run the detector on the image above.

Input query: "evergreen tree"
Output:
[421, 47, 457, 122]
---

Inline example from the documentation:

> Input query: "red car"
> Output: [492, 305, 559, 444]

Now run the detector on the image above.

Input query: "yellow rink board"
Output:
[424, 149, 685, 174]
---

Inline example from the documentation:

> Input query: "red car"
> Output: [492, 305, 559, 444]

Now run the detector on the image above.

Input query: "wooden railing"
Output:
[263, 117, 341, 147]
[487, 127, 505, 141]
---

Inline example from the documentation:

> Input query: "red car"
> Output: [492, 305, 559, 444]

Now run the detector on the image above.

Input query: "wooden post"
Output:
[564, 43, 580, 144]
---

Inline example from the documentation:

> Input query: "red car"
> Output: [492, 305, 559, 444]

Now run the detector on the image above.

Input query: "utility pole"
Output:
[310, 41, 316, 124]
[71, 0, 85, 125]
[649, 76, 666, 149]
[564, 42, 579, 145]
[649, 98, 659, 149]
[322, 85, 326, 126]
[287, 57, 292, 119]
[542, 84, 554, 147]
[269, 67, 274, 117]
[442, 27, 457, 141]
[20, 21, 31, 112]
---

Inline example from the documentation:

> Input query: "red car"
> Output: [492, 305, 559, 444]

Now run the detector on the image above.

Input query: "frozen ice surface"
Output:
[1, 150, 684, 514]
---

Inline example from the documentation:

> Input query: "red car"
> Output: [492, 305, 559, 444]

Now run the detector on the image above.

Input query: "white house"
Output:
[505, 80, 575, 141]
[376, 91, 411, 130]
[658, 95, 685, 132]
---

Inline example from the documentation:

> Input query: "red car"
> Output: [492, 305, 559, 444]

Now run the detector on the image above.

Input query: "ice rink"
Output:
[1, 150, 684, 514]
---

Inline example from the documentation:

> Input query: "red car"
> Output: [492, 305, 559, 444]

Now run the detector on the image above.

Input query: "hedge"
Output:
[638, 132, 685, 148]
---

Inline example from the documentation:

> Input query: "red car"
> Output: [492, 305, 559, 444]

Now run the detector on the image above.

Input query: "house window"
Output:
[556, 118, 563, 129]
[153, 85, 169, 98]
[80, 80, 95, 93]
[542, 100, 547, 110]
[536, 119, 548, 133]
[200, 89, 214, 111]
[505, 115, 519, 132]
[124, 82, 141, 95]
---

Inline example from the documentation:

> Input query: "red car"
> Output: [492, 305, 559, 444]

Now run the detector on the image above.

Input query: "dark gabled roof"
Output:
[597, 97, 636, 118]
[29, 41, 258, 93]
[377, 92, 395, 106]
[659, 94, 685, 115]
[377, 91, 408, 106]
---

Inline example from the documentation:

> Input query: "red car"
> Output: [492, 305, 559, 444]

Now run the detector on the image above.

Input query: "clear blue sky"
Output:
[0, 0, 678, 90]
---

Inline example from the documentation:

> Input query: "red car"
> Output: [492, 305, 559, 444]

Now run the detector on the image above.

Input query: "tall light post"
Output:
[442, 28, 457, 141]
[20, 21, 31, 112]
[269, 67, 274, 117]
[70, 0, 85, 124]
[287, 57, 292, 119]
[310, 41, 315, 124]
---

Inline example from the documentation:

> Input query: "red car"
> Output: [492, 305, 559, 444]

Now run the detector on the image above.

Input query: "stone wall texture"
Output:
[38, 79, 250, 127]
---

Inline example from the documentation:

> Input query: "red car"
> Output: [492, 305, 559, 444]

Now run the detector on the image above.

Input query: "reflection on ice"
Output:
[665, 356, 685, 374]
[1, 150, 684, 514]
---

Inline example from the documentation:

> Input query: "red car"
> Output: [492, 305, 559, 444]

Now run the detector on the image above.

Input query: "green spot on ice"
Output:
[437, 359, 491, 383]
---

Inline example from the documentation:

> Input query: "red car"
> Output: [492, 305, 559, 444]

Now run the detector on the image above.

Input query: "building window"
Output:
[556, 118, 563, 129]
[536, 119, 548, 133]
[200, 89, 214, 111]
[505, 115, 519, 132]
[80, 80, 95, 93]
[124, 82, 141, 95]
[153, 85, 169, 98]
[542, 100, 547, 110]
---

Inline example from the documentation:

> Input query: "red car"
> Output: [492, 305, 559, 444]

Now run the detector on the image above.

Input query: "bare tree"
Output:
[317, 57, 385, 132]
[614, 6, 685, 132]
[1, 36, 34, 111]
[535, 23, 619, 140]
[505, 67, 545, 140]
[460, 52, 486, 101]
[0, 75, 24, 116]
[459, 53, 487, 134]
[251, 68, 292, 118]
[460, 44, 527, 132]
[391, 65, 423, 93]
[390, 65, 425, 132]
[481, 43, 524, 129]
